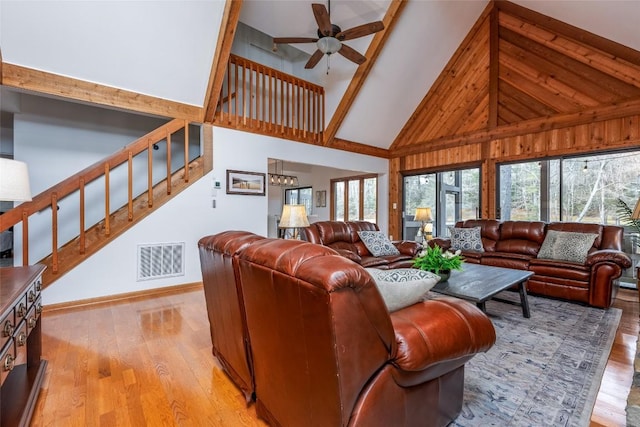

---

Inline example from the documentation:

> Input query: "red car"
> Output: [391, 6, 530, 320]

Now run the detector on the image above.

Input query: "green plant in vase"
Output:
[412, 244, 463, 281]
[617, 198, 640, 250]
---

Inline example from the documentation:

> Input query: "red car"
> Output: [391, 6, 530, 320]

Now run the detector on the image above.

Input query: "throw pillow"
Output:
[357, 231, 401, 256]
[448, 226, 484, 252]
[537, 230, 598, 263]
[365, 268, 439, 312]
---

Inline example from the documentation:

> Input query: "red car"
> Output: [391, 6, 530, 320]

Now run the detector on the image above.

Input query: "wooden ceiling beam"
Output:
[326, 138, 390, 159]
[1, 63, 202, 120]
[202, 0, 243, 123]
[496, 0, 640, 67]
[391, 96, 640, 158]
[322, 0, 407, 146]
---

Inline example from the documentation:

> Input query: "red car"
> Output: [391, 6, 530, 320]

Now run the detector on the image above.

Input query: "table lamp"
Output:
[0, 158, 32, 202]
[414, 207, 433, 242]
[278, 204, 310, 240]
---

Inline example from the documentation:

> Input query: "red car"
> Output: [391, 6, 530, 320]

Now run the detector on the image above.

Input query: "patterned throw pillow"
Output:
[357, 231, 401, 256]
[448, 226, 484, 252]
[537, 230, 598, 263]
[366, 268, 439, 312]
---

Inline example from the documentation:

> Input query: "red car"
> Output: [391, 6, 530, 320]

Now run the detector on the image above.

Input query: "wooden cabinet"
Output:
[0, 264, 47, 427]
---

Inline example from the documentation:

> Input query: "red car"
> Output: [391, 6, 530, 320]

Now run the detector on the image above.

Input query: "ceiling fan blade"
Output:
[273, 37, 319, 44]
[305, 49, 325, 69]
[338, 44, 366, 65]
[336, 21, 384, 41]
[312, 3, 332, 36]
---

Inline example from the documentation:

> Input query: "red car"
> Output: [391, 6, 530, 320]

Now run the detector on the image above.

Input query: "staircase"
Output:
[0, 119, 209, 288]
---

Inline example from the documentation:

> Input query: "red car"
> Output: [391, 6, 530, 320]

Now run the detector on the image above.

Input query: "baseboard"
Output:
[43, 282, 203, 313]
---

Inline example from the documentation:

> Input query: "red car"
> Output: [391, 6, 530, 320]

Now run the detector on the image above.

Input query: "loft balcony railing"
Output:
[0, 119, 202, 286]
[214, 53, 325, 144]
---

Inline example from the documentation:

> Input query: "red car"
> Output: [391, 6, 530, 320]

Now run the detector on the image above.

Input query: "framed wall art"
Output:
[316, 190, 326, 207]
[226, 170, 266, 196]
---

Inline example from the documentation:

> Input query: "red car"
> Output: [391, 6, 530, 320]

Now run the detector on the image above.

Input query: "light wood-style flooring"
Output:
[30, 286, 639, 426]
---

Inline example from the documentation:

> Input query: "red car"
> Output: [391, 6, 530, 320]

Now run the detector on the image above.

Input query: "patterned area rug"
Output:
[447, 292, 621, 427]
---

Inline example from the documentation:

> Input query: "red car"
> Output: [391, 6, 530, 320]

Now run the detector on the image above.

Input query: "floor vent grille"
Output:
[137, 242, 185, 281]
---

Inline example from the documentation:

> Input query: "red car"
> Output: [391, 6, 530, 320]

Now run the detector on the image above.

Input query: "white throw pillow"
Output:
[357, 231, 401, 256]
[448, 226, 484, 252]
[537, 230, 598, 263]
[366, 268, 439, 312]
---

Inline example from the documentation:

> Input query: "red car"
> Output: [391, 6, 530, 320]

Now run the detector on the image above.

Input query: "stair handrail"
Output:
[0, 118, 191, 268]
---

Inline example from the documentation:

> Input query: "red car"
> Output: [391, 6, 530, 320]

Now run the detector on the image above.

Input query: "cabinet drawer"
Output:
[26, 298, 41, 335]
[0, 307, 15, 352]
[13, 321, 28, 366]
[0, 339, 16, 386]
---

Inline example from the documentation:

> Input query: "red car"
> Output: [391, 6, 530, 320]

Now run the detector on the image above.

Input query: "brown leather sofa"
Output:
[431, 220, 632, 308]
[234, 237, 496, 427]
[301, 220, 421, 269]
[198, 231, 496, 426]
[197, 230, 265, 402]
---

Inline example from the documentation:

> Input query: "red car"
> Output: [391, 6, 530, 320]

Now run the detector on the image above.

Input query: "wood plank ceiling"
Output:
[389, 0, 640, 155]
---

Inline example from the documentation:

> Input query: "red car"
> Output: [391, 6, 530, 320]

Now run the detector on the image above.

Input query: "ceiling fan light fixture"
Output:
[317, 37, 341, 55]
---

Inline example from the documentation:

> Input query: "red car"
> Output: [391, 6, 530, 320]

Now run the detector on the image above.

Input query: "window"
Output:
[331, 175, 377, 222]
[284, 187, 313, 215]
[402, 168, 480, 240]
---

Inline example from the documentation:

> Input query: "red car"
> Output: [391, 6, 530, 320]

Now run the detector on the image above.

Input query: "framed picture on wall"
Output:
[226, 170, 266, 196]
[316, 190, 326, 207]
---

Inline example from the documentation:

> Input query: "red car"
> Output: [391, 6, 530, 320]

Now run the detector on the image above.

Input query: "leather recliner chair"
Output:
[197, 230, 265, 402]
[235, 237, 496, 427]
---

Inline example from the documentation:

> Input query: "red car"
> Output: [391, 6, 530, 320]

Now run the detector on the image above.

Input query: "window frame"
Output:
[330, 173, 378, 223]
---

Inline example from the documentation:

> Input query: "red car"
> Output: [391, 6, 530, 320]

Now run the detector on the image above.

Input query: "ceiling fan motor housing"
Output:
[317, 24, 342, 39]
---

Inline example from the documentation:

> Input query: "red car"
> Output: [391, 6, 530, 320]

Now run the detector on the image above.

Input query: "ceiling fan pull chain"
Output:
[327, 55, 330, 75]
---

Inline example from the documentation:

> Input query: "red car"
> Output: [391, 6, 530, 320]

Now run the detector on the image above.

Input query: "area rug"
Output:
[447, 292, 621, 427]
[626, 332, 640, 426]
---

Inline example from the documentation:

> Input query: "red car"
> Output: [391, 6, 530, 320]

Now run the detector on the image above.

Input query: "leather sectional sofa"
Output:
[301, 220, 421, 269]
[198, 231, 496, 427]
[432, 219, 632, 309]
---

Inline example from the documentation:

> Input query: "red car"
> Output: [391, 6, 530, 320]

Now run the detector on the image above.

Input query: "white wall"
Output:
[42, 126, 388, 305]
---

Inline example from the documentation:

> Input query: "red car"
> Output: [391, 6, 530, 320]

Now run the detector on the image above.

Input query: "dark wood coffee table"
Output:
[431, 263, 533, 318]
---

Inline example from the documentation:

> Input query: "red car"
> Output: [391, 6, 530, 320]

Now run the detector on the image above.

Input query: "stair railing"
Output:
[215, 53, 325, 145]
[0, 119, 193, 274]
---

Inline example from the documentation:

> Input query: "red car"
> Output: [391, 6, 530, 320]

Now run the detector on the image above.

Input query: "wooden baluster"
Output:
[128, 153, 133, 221]
[280, 78, 284, 134]
[234, 62, 239, 127]
[249, 62, 253, 128]
[184, 121, 189, 183]
[167, 131, 172, 195]
[21, 210, 29, 266]
[148, 140, 153, 208]
[51, 193, 58, 273]
[104, 163, 110, 236]
[79, 178, 86, 253]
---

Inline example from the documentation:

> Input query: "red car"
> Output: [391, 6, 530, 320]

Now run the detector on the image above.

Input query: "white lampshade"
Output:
[317, 37, 341, 55]
[0, 158, 32, 202]
[279, 204, 310, 229]
[414, 207, 433, 222]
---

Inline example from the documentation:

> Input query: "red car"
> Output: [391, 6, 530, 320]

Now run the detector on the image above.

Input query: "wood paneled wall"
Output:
[388, 114, 640, 239]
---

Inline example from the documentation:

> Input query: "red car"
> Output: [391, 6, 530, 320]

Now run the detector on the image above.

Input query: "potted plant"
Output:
[412, 244, 463, 281]
[617, 198, 640, 248]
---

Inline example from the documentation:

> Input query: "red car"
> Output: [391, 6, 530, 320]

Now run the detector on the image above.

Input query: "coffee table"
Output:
[431, 263, 533, 318]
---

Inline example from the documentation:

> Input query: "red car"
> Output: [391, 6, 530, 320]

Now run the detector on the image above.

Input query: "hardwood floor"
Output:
[30, 286, 638, 426]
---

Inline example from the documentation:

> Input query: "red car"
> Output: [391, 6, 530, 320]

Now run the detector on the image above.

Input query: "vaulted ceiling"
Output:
[1, 0, 639, 157]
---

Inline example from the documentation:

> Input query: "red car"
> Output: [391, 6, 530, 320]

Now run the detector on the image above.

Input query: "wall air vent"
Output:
[137, 242, 185, 281]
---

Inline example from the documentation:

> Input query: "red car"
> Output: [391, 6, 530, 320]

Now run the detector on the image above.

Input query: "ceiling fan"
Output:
[273, 1, 384, 70]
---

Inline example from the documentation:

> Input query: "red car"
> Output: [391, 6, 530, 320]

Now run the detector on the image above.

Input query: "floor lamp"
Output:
[414, 207, 433, 243]
[278, 204, 310, 240]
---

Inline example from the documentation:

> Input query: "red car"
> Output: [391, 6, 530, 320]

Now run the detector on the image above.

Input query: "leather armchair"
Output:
[235, 238, 496, 427]
[197, 230, 265, 402]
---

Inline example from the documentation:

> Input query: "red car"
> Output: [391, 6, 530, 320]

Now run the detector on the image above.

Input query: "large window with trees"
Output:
[331, 174, 377, 222]
[403, 168, 480, 240]
[498, 150, 640, 287]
